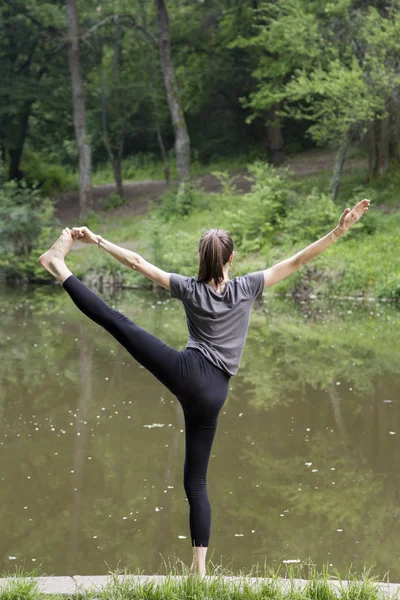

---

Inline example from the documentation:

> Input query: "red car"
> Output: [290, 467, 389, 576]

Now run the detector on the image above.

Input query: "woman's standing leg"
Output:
[176, 352, 230, 576]
[182, 415, 218, 576]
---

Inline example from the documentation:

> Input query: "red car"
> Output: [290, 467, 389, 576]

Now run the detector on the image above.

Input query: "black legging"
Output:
[63, 275, 230, 547]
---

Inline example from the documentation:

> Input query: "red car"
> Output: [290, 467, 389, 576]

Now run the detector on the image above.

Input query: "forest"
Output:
[0, 0, 399, 298]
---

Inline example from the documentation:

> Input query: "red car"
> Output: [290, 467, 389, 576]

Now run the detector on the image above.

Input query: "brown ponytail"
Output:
[197, 228, 234, 287]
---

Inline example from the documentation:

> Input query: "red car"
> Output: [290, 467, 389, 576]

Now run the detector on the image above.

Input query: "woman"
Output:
[38, 198, 370, 575]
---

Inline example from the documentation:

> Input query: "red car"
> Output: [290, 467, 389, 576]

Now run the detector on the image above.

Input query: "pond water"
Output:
[0, 283, 399, 580]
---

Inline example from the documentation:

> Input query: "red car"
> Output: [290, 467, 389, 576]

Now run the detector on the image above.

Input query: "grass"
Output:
[0, 563, 393, 600]
[91, 153, 253, 186]
[9, 148, 400, 296]
[57, 157, 400, 300]
[20, 151, 255, 195]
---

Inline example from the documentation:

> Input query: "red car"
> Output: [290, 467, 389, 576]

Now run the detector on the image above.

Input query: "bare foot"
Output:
[38, 228, 74, 284]
[189, 564, 206, 579]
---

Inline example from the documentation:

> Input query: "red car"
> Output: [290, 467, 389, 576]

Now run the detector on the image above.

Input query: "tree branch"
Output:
[84, 14, 158, 46]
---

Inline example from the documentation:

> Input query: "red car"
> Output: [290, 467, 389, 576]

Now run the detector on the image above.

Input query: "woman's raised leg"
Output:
[38, 229, 180, 390]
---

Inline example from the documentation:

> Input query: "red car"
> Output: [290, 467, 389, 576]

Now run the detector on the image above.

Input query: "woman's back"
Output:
[170, 271, 264, 375]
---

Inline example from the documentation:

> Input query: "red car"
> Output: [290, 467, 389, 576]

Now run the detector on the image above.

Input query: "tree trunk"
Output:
[113, 18, 125, 198]
[378, 111, 390, 175]
[96, 23, 125, 199]
[66, 0, 92, 220]
[155, 115, 170, 186]
[331, 136, 349, 201]
[9, 147, 25, 182]
[154, 0, 190, 190]
[389, 97, 400, 163]
[150, 79, 170, 186]
[112, 159, 124, 198]
[366, 120, 379, 182]
[8, 103, 32, 181]
[266, 106, 284, 166]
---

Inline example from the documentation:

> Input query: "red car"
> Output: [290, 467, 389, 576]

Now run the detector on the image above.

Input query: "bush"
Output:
[21, 150, 77, 195]
[281, 188, 338, 244]
[102, 192, 124, 211]
[0, 180, 58, 281]
[376, 275, 400, 299]
[222, 161, 291, 251]
[158, 181, 211, 222]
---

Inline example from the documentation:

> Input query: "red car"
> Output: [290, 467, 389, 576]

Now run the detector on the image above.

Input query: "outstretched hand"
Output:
[71, 226, 98, 245]
[337, 199, 370, 234]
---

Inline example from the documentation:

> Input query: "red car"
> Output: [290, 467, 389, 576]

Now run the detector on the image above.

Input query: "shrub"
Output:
[21, 150, 77, 195]
[282, 188, 338, 244]
[158, 181, 211, 222]
[102, 192, 124, 211]
[0, 180, 58, 281]
[222, 161, 291, 251]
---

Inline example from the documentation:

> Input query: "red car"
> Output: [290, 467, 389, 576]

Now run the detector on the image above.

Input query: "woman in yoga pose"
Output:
[38, 198, 369, 576]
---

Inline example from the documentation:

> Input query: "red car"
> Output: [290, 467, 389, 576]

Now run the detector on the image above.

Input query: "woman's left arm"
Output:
[71, 227, 171, 290]
[262, 198, 370, 289]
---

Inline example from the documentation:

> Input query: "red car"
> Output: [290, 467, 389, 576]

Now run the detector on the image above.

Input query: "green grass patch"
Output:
[54, 160, 400, 300]
[90, 153, 252, 186]
[8, 150, 400, 297]
[0, 563, 390, 600]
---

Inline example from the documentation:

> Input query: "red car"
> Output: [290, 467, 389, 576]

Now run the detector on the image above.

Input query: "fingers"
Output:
[71, 226, 86, 240]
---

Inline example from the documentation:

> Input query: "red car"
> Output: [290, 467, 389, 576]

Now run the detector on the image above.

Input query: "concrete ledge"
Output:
[0, 575, 399, 597]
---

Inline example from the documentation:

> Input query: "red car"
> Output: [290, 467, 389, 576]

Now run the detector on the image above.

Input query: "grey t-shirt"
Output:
[170, 271, 264, 376]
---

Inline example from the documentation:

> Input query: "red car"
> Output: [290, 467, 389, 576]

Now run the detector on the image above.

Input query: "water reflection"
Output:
[0, 285, 399, 578]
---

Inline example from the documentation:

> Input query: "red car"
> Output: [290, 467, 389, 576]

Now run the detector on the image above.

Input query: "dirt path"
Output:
[55, 150, 366, 225]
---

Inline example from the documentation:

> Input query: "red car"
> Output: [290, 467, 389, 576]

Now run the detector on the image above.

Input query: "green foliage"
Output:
[212, 170, 240, 195]
[222, 162, 291, 251]
[102, 192, 124, 211]
[232, 0, 321, 118]
[0, 568, 46, 600]
[285, 60, 378, 145]
[0, 180, 57, 281]
[282, 188, 338, 244]
[21, 151, 77, 195]
[158, 182, 211, 222]
[52, 155, 399, 301]
[0, 1, 68, 180]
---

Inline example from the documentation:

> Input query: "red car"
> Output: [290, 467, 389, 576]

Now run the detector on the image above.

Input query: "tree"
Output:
[95, 21, 126, 198]
[230, 0, 321, 166]
[154, 0, 190, 191]
[66, 0, 92, 219]
[0, 1, 66, 181]
[237, 0, 400, 199]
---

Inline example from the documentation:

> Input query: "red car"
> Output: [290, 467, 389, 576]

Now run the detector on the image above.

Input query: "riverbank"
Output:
[0, 570, 397, 599]
[56, 154, 400, 300]
[3, 150, 400, 299]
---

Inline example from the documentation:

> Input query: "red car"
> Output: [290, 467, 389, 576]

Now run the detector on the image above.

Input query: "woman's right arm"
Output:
[261, 198, 370, 289]
[71, 227, 171, 290]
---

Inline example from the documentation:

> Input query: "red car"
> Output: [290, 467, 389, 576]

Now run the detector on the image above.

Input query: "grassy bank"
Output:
[0, 563, 391, 600]
[61, 160, 400, 300]
[4, 151, 400, 299]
